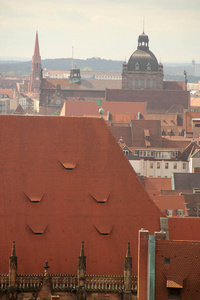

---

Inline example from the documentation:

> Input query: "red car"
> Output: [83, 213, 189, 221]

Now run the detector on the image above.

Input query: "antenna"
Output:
[143, 17, 145, 33]
[71, 46, 74, 69]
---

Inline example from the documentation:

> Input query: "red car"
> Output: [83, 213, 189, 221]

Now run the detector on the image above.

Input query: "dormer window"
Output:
[135, 63, 140, 71]
[146, 63, 151, 71]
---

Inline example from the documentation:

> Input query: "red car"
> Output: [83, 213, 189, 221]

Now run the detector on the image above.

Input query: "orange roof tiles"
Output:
[155, 239, 200, 299]
[143, 113, 178, 127]
[13, 104, 25, 114]
[185, 111, 200, 133]
[60, 100, 146, 118]
[190, 96, 200, 108]
[0, 115, 164, 275]
[0, 88, 14, 98]
[144, 177, 172, 191]
[131, 120, 162, 148]
[150, 195, 187, 216]
[162, 137, 195, 149]
[42, 78, 121, 91]
[168, 217, 200, 240]
[163, 81, 185, 91]
[106, 89, 189, 113]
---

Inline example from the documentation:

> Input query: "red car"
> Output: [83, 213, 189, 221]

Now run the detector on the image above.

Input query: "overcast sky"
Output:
[1, 0, 200, 63]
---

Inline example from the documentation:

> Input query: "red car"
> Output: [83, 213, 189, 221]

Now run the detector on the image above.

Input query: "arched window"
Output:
[146, 63, 151, 71]
[135, 63, 140, 71]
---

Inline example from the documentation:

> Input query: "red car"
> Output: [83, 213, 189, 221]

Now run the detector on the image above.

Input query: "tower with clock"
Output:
[28, 31, 42, 94]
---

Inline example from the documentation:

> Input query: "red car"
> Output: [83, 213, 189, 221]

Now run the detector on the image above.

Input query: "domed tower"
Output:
[122, 32, 163, 90]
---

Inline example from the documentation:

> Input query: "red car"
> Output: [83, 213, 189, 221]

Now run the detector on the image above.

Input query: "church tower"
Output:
[28, 31, 42, 93]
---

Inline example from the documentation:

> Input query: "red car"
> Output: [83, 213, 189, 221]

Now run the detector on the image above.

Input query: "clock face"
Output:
[36, 77, 39, 81]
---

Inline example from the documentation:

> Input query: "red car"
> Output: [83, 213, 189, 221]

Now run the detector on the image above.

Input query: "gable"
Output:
[0, 115, 164, 275]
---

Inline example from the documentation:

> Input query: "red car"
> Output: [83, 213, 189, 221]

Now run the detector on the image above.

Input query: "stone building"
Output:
[122, 32, 163, 90]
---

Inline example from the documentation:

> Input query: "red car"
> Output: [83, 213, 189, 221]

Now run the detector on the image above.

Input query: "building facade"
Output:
[122, 32, 163, 90]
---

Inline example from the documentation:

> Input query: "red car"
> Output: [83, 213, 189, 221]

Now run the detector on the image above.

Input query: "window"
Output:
[157, 162, 160, 169]
[142, 151, 146, 157]
[123, 150, 129, 156]
[135, 63, 140, 71]
[165, 163, 169, 169]
[146, 63, 151, 71]
[150, 162, 153, 169]
[173, 163, 177, 169]
[128, 79, 133, 88]
[176, 209, 184, 217]
[135, 79, 139, 88]
[182, 163, 186, 169]
[166, 209, 173, 217]
[171, 151, 177, 158]
[164, 257, 170, 265]
[168, 288, 181, 299]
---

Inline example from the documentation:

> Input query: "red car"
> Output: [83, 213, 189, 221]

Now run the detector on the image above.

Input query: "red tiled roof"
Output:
[143, 113, 178, 127]
[106, 89, 189, 113]
[185, 111, 200, 133]
[13, 104, 25, 114]
[190, 96, 200, 108]
[42, 78, 121, 91]
[60, 100, 146, 117]
[0, 115, 164, 275]
[144, 178, 172, 191]
[155, 239, 200, 299]
[108, 125, 132, 147]
[0, 88, 14, 98]
[108, 113, 138, 123]
[131, 120, 162, 148]
[163, 81, 185, 91]
[162, 137, 194, 149]
[150, 195, 186, 216]
[168, 217, 200, 240]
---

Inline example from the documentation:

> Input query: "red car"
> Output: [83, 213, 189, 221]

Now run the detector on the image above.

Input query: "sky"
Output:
[0, 0, 200, 63]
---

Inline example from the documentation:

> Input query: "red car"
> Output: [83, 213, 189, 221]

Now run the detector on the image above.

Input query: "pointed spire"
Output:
[143, 17, 145, 34]
[11, 241, 16, 257]
[34, 31, 40, 57]
[124, 242, 132, 296]
[9, 241, 17, 287]
[80, 241, 85, 257]
[126, 242, 131, 258]
[78, 241, 86, 288]
[124, 242, 132, 271]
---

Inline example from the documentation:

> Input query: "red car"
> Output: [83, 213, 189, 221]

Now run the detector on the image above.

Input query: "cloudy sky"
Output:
[0, 0, 200, 62]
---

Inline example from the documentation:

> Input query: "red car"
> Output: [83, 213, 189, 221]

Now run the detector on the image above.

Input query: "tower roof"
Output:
[33, 31, 40, 57]
[127, 32, 159, 72]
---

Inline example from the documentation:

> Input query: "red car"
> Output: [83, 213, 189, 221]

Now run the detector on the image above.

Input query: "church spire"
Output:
[9, 241, 17, 288]
[123, 242, 132, 298]
[28, 31, 42, 93]
[77, 241, 86, 289]
[34, 31, 40, 57]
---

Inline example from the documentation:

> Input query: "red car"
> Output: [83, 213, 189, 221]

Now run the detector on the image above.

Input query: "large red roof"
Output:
[60, 100, 146, 117]
[0, 115, 164, 275]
